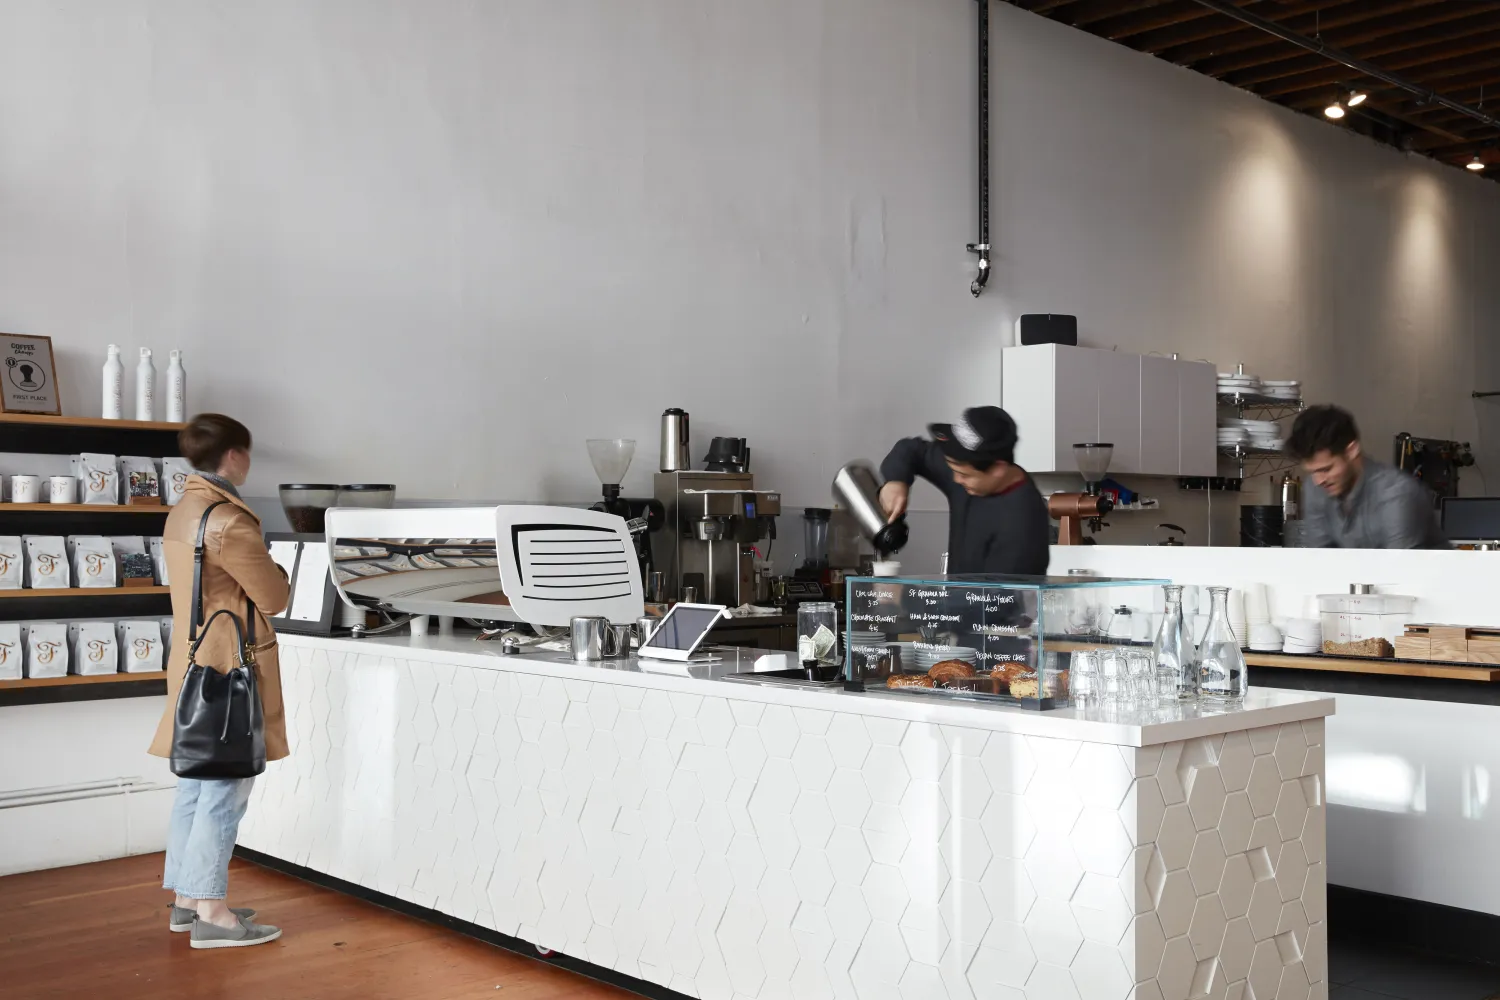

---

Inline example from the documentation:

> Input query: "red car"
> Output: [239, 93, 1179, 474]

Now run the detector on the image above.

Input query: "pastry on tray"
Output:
[1008, 676, 1040, 699]
[927, 659, 977, 684]
[887, 673, 936, 689]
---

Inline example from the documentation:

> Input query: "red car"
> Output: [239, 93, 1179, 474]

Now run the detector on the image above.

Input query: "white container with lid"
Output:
[1317, 588, 1415, 644]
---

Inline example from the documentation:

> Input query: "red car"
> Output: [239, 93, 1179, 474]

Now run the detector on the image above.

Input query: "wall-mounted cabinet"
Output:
[1000, 345, 1215, 477]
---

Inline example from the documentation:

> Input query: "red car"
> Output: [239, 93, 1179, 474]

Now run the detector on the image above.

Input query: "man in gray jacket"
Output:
[1286, 405, 1448, 550]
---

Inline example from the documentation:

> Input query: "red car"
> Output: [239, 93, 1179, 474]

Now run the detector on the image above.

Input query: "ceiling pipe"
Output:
[1188, 0, 1500, 136]
[967, 0, 991, 297]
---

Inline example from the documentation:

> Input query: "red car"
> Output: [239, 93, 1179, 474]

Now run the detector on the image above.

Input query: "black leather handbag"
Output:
[170, 501, 266, 779]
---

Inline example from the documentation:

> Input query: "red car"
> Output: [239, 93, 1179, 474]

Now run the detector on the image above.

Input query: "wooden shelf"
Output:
[0, 413, 185, 432]
[0, 586, 168, 599]
[1047, 638, 1500, 682]
[0, 671, 165, 690]
[1, 503, 168, 514]
[1244, 651, 1500, 682]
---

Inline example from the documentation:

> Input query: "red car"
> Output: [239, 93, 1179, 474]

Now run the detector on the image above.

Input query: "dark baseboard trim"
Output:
[1252, 665, 1500, 707]
[233, 846, 691, 1000]
[1330, 883, 1500, 967]
[0, 677, 165, 707]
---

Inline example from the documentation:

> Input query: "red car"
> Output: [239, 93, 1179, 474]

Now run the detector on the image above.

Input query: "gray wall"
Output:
[1, 1, 1498, 557]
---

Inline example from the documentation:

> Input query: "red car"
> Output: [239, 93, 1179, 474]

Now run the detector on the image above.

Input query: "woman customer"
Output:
[147, 413, 291, 949]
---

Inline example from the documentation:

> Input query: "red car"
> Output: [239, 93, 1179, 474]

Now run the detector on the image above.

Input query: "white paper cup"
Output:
[48, 476, 77, 504]
[9, 475, 40, 503]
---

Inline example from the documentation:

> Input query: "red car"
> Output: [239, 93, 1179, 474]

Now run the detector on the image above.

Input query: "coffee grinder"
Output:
[586, 439, 664, 595]
[1048, 443, 1116, 545]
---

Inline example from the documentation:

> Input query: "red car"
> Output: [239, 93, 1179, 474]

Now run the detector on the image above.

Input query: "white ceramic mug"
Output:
[872, 560, 902, 577]
[48, 476, 77, 504]
[9, 475, 40, 503]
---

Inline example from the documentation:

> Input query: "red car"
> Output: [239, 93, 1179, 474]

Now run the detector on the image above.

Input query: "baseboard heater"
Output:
[0, 777, 175, 810]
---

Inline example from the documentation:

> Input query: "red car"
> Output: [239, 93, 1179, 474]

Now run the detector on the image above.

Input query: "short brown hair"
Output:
[178, 413, 252, 472]
[1286, 405, 1359, 462]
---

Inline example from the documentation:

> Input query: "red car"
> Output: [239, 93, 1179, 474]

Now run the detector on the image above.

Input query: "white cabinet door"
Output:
[1096, 351, 1142, 474]
[1140, 356, 1179, 475]
[1052, 346, 1100, 474]
[1003, 345, 1060, 473]
[1178, 360, 1217, 475]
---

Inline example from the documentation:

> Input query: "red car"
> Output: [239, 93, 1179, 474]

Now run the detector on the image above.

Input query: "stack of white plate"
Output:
[1218, 427, 1251, 448]
[1282, 618, 1321, 654]
[1219, 417, 1284, 452]
[1260, 380, 1302, 401]
[1218, 372, 1262, 396]
[913, 646, 979, 672]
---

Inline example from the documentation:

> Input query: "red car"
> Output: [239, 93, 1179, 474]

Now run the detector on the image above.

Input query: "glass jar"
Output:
[797, 602, 839, 666]
[1200, 586, 1248, 701]
[1154, 584, 1199, 702]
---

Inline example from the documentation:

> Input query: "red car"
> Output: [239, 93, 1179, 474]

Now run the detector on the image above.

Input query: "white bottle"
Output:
[101, 345, 124, 419]
[135, 348, 156, 422]
[165, 350, 186, 423]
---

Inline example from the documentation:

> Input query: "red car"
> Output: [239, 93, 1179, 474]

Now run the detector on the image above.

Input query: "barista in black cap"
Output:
[878, 405, 1050, 576]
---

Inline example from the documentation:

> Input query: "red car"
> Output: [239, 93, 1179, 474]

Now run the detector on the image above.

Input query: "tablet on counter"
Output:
[637, 602, 730, 661]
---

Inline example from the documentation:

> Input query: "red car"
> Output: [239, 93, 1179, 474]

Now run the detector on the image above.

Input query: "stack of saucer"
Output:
[1249, 623, 1283, 652]
[913, 645, 978, 672]
[1282, 618, 1322, 654]
[1218, 371, 1262, 396]
[1260, 379, 1302, 402]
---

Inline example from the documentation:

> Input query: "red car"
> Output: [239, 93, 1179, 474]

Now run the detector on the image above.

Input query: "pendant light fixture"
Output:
[1468, 155, 1486, 172]
[1324, 99, 1345, 120]
[1346, 89, 1367, 108]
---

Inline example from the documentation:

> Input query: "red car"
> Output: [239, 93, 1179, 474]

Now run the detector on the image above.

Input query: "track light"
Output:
[1346, 90, 1367, 107]
[1324, 100, 1345, 120]
[1468, 155, 1486, 172]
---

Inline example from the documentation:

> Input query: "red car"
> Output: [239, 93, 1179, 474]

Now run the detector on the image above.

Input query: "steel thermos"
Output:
[831, 461, 909, 555]
[660, 408, 690, 472]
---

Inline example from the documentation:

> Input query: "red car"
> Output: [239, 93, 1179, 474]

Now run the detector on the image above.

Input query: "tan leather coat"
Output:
[148, 476, 292, 760]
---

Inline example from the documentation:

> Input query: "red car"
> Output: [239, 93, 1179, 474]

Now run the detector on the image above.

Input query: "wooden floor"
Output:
[0, 853, 635, 1000]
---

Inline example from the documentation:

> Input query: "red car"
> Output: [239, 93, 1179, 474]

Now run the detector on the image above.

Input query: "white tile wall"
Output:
[240, 647, 1326, 1000]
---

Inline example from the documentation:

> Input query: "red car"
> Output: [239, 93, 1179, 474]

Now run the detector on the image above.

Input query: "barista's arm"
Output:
[1298, 489, 1337, 548]
[879, 438, 959, 520]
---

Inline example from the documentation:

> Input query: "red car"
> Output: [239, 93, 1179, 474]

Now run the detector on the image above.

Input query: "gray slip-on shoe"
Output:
[189, 914, 282, 950]
[169, 904, 256, 932]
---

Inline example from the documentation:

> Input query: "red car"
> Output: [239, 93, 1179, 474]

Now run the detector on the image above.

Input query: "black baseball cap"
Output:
[929, 406, 1018, 467]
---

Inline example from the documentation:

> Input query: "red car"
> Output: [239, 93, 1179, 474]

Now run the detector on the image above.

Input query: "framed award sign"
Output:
[1, 334, 61, 415]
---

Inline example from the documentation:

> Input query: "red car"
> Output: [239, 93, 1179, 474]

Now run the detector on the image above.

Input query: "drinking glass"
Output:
[1071, 649, 1101, 709]
[1127, 650, 1156, 705]
[1101, 649, 1129, 707]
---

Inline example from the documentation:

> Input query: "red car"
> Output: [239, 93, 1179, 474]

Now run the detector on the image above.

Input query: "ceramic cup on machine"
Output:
[9, 475, 40, 503]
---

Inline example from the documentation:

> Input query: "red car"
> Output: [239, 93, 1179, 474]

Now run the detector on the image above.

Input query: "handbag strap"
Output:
[188, 500, 258, 651]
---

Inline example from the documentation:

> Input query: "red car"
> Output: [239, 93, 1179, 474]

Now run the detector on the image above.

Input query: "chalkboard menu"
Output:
[843, 575, 1164, 709]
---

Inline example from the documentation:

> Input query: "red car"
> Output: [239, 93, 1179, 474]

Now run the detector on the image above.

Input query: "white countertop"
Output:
[279, 631, 1334, 748]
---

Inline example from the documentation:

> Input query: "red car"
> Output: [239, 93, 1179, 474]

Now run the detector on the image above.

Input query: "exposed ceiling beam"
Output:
[1129, 0, 1350, 55]
[1182, 0, 1500, 134]
[1246, 26, 1500, 94]
[1156, 0, 1470, 65]
[1059, 0, 1184, 29]
[1182, 1, 1472, 77]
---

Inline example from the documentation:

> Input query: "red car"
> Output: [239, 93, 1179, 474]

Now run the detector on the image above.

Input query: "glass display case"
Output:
[845, 574, 1167, 709]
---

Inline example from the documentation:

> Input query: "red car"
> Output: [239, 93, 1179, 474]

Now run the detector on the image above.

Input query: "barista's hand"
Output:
[879, 482, 909, 523]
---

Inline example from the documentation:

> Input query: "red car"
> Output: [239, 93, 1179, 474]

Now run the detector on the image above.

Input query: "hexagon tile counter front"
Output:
[237, 634, 1332, 1000]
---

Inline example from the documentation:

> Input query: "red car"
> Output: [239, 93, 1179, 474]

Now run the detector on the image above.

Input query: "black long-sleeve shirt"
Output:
[880, 438, 1050, 576]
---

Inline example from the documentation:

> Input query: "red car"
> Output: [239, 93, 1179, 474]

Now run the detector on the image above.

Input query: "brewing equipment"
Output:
[831, 461, 909, 556]
[1048, 443, 1116, 545]
[654, 470, 780, 605]
[586, 439, 664, 586]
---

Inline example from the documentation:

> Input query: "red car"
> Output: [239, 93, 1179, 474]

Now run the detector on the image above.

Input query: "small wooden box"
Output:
[1393, 635, 1432, 661]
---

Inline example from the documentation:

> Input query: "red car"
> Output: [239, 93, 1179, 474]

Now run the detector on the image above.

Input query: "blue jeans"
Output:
[161, 777, 255, 900]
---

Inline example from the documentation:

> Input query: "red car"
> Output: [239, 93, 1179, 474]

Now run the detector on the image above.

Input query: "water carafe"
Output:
[1153, 584, 1199, 702]
[1199, 586, 1248, 702]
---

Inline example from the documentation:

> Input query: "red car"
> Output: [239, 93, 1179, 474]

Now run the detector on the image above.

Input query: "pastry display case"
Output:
[844, 574, 1167, 709]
